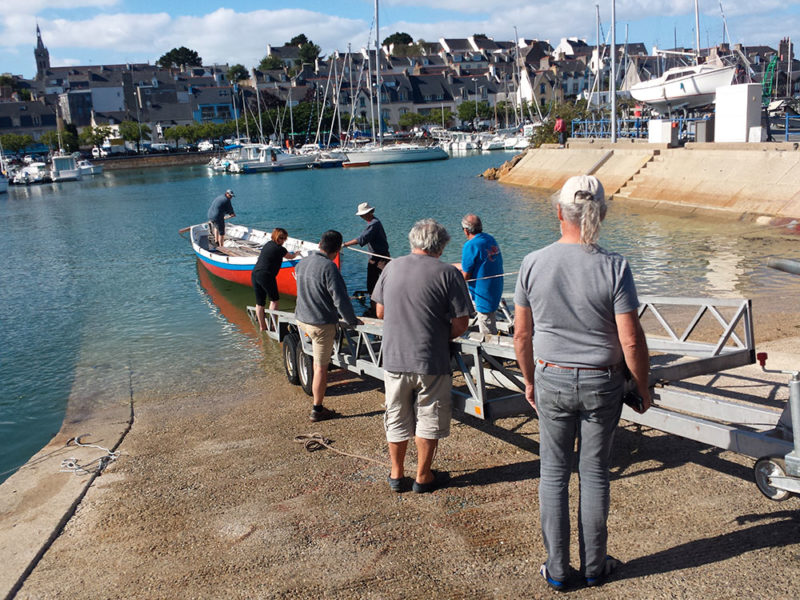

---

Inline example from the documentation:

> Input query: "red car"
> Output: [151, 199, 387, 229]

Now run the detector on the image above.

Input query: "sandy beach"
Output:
[2, 296, 799, 599]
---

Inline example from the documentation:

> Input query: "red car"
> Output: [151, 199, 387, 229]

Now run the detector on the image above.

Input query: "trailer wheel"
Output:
[282, 333, 300, 385]
[297, 344, 314, 397]
[754, 457, 791, 501]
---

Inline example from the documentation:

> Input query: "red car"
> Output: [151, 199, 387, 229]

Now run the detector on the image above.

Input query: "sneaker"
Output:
[539, 563, 566, 592]
[309, 406, 339, 422]
[585, 555, 620, 587]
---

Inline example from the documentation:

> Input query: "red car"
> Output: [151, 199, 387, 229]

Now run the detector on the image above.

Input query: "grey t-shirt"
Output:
[514, 242, 639, 368]
[295, 251, 358, 326]
[372, 253, 473, 375]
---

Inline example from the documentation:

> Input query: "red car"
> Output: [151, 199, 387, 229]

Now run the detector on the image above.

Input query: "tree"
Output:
[39, 130, 60, 151]
[118, 120, 151, 152]
[0, 133, 34, 154]
[530, 99, 590, 148]
[398, 111, 425, 129]
[289, 34, 309, 46]
[297, 41, 322, 65]
[227, 64, 248, 82]
[79, 125, 112, 148]
[259, 54, 284, 71]
[383, 32, 413, 50]
[457, 100, 491, 124]
[163, 125, 182, 148]
[424, 107, 454, 128]
[157, 46, 202, 69]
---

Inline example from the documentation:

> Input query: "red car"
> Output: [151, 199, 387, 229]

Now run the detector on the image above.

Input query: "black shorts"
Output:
[252, 270, 279, 305]
[210, 218, 225, 236]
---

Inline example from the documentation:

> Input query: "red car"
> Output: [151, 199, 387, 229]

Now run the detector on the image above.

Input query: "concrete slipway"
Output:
[499, 140, 800, 223]
[2, 144, 800, 598]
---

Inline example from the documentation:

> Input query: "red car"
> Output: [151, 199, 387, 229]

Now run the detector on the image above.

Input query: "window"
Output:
[201, 106, 215, 120]
[540, 83, 546, 94]
[217, 106, 231, 120]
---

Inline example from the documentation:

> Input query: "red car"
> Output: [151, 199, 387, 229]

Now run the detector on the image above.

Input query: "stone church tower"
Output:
[34, 25, 50, 80]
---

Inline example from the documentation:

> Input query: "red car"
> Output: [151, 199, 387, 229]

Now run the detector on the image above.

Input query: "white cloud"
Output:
[1, 2, 798, 78]
[8, 0, 119, 16]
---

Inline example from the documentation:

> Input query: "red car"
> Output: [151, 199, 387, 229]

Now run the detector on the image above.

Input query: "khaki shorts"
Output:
[383, 371, 452, 442]
[296, 321, 337, 367]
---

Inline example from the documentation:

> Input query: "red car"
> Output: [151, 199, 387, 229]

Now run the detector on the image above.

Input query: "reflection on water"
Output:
[3, 154, 800, 481]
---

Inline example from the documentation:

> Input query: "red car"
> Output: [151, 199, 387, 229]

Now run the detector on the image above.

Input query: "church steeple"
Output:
[34, 24, 50, 80]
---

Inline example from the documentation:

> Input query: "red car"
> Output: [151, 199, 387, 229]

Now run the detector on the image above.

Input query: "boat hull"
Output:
[631, 65, 736, 112]
[189, 223, 338, 295]
[344, 145, 448, 164]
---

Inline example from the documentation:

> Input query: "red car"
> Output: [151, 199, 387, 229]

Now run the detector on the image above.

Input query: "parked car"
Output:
[150, 143, 171, 153]
[197, 140, 214, 152]
[91, 147, 108, 158]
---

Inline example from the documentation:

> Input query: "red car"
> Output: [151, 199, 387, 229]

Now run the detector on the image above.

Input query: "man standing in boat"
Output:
[459, 214, 503, 335]
[342, 202, 390, 317]
[295, 230, 361, 422]
[207, 189, 235, 248]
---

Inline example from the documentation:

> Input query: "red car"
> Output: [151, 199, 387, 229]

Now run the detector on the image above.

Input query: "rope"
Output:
[344, 245, 391, 261]
[59, 434, 120, 476]
[293, 433, 390, 467]
[344, 246, 519, 283]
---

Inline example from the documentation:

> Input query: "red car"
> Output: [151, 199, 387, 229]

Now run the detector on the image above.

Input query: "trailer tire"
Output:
[282, 333, 300, 385]
[754, 456, 792, 501]
[297, 344, 314, 397]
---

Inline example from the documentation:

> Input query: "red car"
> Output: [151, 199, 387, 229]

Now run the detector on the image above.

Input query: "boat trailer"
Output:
[247, 294, 798, 501]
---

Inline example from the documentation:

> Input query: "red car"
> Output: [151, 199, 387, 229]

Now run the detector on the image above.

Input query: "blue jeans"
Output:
[535, 361, 624, 581]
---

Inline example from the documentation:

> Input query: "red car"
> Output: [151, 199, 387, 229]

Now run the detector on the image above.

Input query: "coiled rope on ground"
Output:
[293, 433, 389, 467]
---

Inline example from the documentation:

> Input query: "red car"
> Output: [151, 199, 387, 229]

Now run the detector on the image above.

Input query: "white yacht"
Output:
[344, 143, 448, 165]
[50, 154, 82, 182]
[630, 63, 736, 113]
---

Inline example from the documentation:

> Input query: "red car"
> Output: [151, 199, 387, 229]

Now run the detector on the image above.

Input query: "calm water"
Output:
[2, 152, 800, 482]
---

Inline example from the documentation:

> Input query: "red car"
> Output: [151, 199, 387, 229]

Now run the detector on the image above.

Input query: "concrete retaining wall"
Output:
[499, 141, 800, 220]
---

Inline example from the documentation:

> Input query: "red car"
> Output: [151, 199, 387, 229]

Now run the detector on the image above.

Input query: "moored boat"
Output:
[77, 159, 103, 176]
[630, 63, 736, 113]
[343, 143, 448, 165]
[188, 222, 337, 294]
[12, 162, 49, 185]
[50, 153, 82, 182]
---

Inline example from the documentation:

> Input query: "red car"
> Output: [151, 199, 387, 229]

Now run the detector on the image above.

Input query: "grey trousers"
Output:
[534, 361, 624, 581]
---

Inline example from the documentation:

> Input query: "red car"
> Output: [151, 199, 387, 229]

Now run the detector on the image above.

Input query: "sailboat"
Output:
[343, 0, 448, 165]
[630, 0, 736, 113]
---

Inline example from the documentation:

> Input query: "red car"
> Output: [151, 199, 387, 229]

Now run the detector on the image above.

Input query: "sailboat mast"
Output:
[374, 0, 382, 146]
[611, 0, 617, 143]
[694, 0, 701, 65]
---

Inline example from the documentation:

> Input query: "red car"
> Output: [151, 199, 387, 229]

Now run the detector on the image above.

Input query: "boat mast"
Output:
[374, 0, 382, 146]
[253, 69, 264, 144]
[611, 0, 617, 143]
[694, 0, 701, 65]
[596, 4, 601, 106]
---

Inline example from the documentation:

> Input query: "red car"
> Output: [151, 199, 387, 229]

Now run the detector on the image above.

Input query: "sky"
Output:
[2, 1, 799, 78]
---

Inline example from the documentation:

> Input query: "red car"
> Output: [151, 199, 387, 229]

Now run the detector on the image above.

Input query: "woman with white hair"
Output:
[513, 175, 651, 591]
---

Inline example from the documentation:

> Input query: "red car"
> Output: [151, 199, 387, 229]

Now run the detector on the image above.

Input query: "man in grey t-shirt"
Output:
[372, 219, 473, 493]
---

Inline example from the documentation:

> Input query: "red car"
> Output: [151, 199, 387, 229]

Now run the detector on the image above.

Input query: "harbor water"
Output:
[2, 152, 800, 482]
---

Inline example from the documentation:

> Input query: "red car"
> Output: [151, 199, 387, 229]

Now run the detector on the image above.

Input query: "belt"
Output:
[537, 359, 611, 372]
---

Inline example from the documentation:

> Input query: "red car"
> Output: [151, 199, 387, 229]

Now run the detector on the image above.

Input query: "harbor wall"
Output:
[96, 152, 211, 170]
[498, 141, 800, 221]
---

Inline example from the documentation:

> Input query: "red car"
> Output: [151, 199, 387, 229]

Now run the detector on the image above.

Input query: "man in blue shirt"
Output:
[207, 189, 235, 248]
[460, 214, 503, 334]
[343, 202, 390, 317]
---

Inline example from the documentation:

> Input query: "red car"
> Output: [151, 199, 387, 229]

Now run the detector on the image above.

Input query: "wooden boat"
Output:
[188, 222, 338, 294]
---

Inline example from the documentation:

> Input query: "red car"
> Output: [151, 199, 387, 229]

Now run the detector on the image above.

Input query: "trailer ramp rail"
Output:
[248, 295, 795, 499]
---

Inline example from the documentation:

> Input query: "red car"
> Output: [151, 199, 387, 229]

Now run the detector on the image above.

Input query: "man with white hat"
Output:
[343, 202, 390, 317]
[207, 189, 236, 248]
